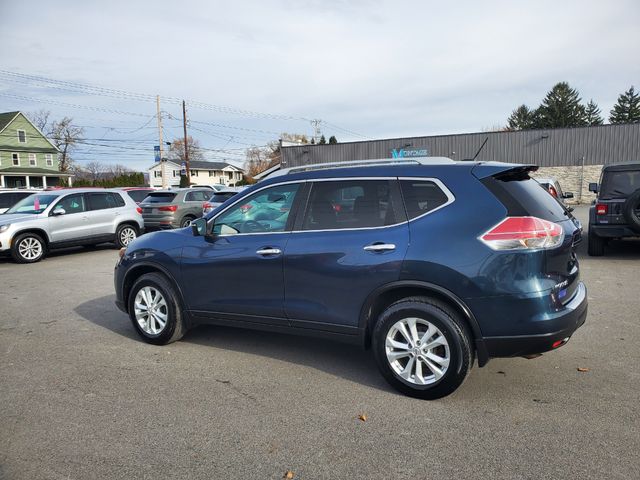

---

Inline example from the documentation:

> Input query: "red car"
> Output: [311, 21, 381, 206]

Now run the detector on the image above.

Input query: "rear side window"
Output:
[303, 180, 401, 230]
[400, 180, 450, 220]
[143, 193, 177, 203]
[600, 170, 640, 199]
[186, 191, 209, 202]
[211, 192, 237, 203]
[87, 192, 123, 210]
[483, 172, 567, 222]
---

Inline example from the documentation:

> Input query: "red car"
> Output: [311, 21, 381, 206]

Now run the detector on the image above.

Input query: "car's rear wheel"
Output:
[588, 229, 605, 256]
[116, 224, 138, 248]
[128, 273, 185, 345]
[372, 297, 473, 400]
[11, 232, 46, 263]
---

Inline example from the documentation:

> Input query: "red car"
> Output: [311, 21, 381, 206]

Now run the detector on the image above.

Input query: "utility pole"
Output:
[310, 119, 322, 143]
[156, 95, 167, 189]
[182, 100, 190, 180]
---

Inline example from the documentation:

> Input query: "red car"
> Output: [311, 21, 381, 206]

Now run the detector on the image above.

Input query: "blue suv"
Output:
[114, 158, 587, 399]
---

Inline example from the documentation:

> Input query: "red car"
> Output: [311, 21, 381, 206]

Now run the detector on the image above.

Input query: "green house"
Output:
[0, 111, 74, 188]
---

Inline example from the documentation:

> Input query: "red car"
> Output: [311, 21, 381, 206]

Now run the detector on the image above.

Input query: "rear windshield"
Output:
[600, 170, 640, 199]
[483, 172, 567, 222]
[210, 192, 237, 203]
[142, 192, 177, 203]
[126, 190, 153, 203]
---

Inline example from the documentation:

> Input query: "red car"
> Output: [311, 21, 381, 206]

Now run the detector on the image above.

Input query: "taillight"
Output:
[136, 207, 142, 214]
[203, 202, 211, 210]
[240, 204, 252, 213]
[158, 205, 178, 212]
[480, 216, 564, 250]
[596, 204, 608, 215]
[548, 186, 558, 198]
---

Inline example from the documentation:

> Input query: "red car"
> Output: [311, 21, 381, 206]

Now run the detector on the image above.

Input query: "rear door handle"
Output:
[364, 243, 396, 252]
[256, 248, 282, 256]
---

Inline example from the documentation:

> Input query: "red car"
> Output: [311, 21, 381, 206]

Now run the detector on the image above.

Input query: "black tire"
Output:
[128, 273, 185, 345]
[115, 224, 138, 248]
[372, 297, 473, 400]
[11, 232, 46, 263]
[622, 188, 640, 233]
[180, 216, 195, 228]
[587, 229, 605, 256]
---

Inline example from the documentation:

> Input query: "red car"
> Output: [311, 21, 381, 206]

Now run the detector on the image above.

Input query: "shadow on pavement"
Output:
[75, 295, 392, 393]
[0, 244, 117, 264]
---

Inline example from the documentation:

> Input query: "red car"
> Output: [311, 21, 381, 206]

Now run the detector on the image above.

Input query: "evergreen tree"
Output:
[584, 99, 603, 126]
[536, 82, 587, 128]
[506, 105, 537, 130]
[318, 135, 326, 144]
[328, 135, 337, 144]
[609, 86, 640, 124]
[179, 174, 190, 188]
[310, 137, 315, 144]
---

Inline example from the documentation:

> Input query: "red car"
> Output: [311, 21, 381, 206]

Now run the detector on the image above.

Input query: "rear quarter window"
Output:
[400, 180, 451, 220]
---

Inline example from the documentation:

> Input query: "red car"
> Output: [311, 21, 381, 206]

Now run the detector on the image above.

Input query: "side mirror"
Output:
[52, 206, 66, 216]
[588, 183, 598, 193]
[191, 217, 208, 237]
[563, 192, 574, 199]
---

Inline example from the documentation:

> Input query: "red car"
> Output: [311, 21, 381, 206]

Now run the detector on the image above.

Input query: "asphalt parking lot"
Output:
[1, 205, 639, 480]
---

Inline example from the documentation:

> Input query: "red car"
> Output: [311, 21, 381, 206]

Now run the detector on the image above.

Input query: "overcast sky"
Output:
[1, 0, 639, 170]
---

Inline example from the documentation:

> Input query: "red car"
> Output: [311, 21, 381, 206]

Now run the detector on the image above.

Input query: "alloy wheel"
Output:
[134, 286, 168, 335]
[18, 237, 43, 261]
[120, 227, 137, 246]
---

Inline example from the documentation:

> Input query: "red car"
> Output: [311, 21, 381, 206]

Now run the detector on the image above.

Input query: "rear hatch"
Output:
[477, 164, 582, 305]
[140, 192, 178, 223]
[595, 168, 640, 225]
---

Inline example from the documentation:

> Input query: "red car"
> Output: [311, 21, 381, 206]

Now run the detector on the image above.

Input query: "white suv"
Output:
[0, 188, 144, 263]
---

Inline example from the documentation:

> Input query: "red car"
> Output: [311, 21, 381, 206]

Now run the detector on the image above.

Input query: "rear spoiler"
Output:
[471, 162, 538, 180]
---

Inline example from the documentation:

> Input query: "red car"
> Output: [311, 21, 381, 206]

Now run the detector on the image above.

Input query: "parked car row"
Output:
[0, 186, 245, 263]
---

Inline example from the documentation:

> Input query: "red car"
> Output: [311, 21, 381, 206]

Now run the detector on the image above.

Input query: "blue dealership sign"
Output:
[391, 147, 429, 159]
[154, 145, 161, 162]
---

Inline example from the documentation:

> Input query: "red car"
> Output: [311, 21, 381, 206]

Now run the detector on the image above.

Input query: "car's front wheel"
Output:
[11, 232, 46, 263]
[128, 273, 185, 345]
[372, 297, 473, 399]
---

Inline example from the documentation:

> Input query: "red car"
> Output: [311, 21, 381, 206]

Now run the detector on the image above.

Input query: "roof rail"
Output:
[268, 157, 455, 179]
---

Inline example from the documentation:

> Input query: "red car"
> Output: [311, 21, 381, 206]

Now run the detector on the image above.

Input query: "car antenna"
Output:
[464, 136, 489, 161]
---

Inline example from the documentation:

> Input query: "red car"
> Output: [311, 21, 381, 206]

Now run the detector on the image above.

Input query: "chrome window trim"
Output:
[210, 176, 455, 237]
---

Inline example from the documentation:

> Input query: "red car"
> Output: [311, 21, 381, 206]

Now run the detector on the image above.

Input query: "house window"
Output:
[209, 171, 214, 177]
[12, 153, 19, 166]
[219, 177, 225, 184]
[45, 154, 53, 166]
[17, 130, 26, 143]
[227, 172, 233, 179]
[29, 153, 37, 166]
[191, 170, 198, 177]
[154, 170, 162, 178]
[173, 170, 179, 177]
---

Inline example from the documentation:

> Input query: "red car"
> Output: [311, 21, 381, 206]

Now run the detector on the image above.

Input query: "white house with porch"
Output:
[148, 160, 243, 188]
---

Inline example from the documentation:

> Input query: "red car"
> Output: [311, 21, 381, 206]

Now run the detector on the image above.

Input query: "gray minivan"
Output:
[0, 188, 144, 263]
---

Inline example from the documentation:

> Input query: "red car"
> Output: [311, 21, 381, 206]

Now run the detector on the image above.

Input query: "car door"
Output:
[48, 193, 92, 243]
[283, 178, 409, 331]
[180, 182, 303, 324]
[184, 190, 209, 218]
[86, 192, 122, 237]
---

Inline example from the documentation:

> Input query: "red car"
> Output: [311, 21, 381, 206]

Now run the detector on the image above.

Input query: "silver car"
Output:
[0, 188, 144, 263]
[140, 188, 211, 229]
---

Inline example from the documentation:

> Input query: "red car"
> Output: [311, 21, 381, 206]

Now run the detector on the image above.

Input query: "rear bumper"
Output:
[482, 282, 588, 358]
[590, 224, 640, 238]
[143, 215, 178, 230]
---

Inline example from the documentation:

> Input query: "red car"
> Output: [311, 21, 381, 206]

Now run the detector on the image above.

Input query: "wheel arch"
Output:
[359, 281, 489, 366]
[12, 228, 51, 247]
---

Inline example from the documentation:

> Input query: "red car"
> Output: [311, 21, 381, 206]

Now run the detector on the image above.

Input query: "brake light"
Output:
[596, 204, 608, 215]
[480, 216, 564, 250]
[158, 205, 178, 212]
[548, 186, 558, 198]
[240, 204, 252, 213]
[136, 207, 142, 214]
[203, 202, 211, 210]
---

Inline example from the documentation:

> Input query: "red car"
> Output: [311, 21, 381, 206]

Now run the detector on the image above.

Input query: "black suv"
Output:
[588, 163, 640, 256]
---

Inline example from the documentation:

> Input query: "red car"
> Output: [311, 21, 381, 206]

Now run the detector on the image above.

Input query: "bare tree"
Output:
[49, 117, 85, 172]
[84, 161, 106, 184]
[107, 163, 131, 179]
[27, 109, 52, 132]
[168, 136, 204, 164]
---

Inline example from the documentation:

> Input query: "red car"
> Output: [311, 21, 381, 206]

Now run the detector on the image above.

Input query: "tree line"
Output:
[506, 83, 640, 130]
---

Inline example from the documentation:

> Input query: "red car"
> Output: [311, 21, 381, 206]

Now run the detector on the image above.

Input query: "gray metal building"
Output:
[280, 123, 640, 168]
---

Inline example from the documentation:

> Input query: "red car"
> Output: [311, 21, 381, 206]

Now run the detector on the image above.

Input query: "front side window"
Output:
[302, 180, 400, 230]
[29, 153, 36, 166]
[17, 130, 26, 143]
[7, 194, 58, 214]
[213, 183, 300, 234]
[56, 194, 86, 214]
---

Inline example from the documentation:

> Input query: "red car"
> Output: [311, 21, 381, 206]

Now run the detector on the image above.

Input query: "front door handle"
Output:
[364, 243, 396, 252]
[256, 248, 282, 256]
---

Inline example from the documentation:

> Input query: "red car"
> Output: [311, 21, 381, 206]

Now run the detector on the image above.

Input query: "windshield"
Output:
[6, 194, 59, 214]
[210, 192, 237, 203]
[600, 170, 640, 199]
[142, 193, 177, 203]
